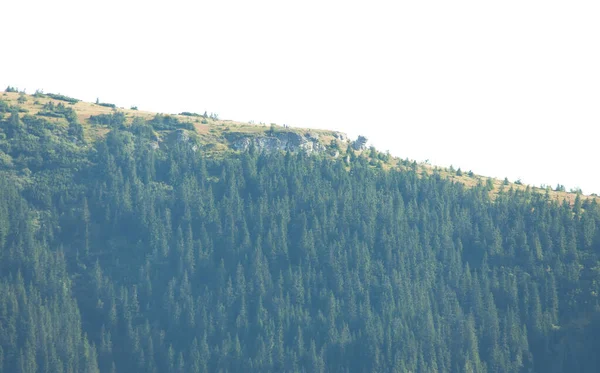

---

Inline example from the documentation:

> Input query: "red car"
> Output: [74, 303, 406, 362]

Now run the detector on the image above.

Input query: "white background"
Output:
[2, 1, 599, 193]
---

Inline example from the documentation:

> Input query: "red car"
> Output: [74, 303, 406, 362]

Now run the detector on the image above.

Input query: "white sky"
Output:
[2, 0, 599, 194]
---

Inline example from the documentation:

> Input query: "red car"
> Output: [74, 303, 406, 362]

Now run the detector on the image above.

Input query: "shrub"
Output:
[37, 110, 65, 118]
[369, 146, 378, 159]
[38, 102, 74, 118]
[149, 114, 194, 131]
[0, 99, 9, 112]
[130, 117, 155, 139]
[46, 93, 80, 104]
[352, 135, 368, 151]
[68, 120, 85, 142]
[89, 112, 126, 127]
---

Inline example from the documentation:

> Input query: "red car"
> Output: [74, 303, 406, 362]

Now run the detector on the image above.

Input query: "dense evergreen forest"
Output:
[1, 97, 600, 372]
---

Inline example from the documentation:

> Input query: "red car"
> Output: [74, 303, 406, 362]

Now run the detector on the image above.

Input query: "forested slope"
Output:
[1, 91, 600, 372]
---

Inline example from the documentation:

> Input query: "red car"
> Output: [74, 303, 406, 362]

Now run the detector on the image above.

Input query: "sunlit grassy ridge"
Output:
[1, 90, 594, 204]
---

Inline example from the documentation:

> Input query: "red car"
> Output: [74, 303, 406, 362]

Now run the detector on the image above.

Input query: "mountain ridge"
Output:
[1, 87, 600, 373]
[0, 89, 595, 205]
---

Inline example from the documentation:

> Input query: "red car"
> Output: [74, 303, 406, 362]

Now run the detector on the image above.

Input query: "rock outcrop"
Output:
[226, 131, 326, 154]
[162, 129, 200, 152]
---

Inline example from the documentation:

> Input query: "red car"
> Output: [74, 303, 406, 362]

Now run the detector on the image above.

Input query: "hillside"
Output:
[0, 90, 349, 155]
[1, 88, 600, 373]
[1, 90, 594, 205]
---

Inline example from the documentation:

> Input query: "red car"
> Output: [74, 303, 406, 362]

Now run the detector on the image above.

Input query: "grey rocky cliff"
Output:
[226, 131, 327, 154]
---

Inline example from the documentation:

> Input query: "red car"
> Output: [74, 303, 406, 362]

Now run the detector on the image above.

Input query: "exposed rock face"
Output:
[176, 129, 190, 143]
[162, 129, 201, 152]
[227, 131, 326, 154]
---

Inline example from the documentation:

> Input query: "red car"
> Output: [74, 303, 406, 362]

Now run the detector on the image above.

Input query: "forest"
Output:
[1, 94, 600, 372]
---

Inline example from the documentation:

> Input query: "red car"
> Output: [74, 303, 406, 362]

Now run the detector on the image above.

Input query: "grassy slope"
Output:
[2, 91, 595, 204]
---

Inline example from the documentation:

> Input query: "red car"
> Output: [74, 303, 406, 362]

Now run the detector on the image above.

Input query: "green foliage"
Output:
[352, 135, 368, 150]
[130, 117, 156, 139]
[1, 101, 599, 373]
[149, 114, 194, 131]
[37, 110, 64, 118]
[45, 92, 80, 103]
[89, 112, 126, 127]
[38, 101, 76, 118]
[0, 100, 9, 113]
[95, 97, 116, 108]
[68, 116, 85, 143]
